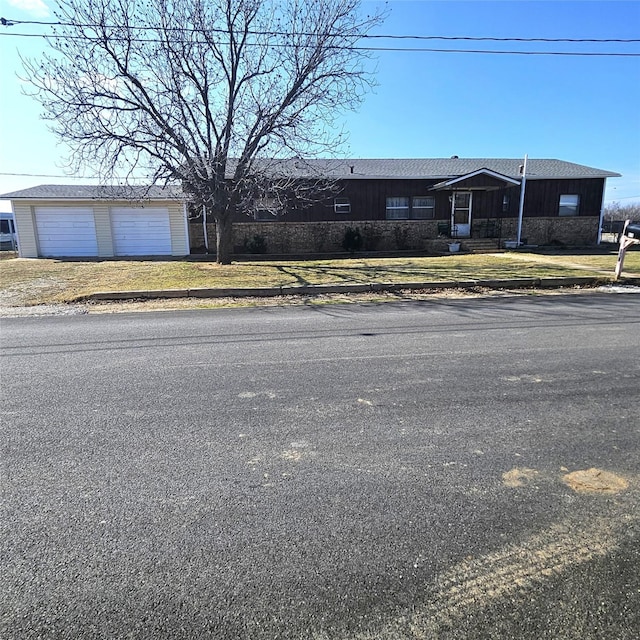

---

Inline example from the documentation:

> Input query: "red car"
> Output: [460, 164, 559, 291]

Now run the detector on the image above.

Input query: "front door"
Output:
[451, 192, 472, 238]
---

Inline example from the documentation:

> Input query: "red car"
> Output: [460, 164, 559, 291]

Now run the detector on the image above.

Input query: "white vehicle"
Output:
[0, 211, 17, 250]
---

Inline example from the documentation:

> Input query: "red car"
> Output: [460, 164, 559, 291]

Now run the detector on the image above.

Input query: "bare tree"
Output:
[604, 201, 640, 222]
[22, 0, 384, 263]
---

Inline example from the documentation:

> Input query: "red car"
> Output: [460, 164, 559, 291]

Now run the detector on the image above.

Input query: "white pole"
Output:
[597, 178, 607, 245]
[182, 202, 190, 255]
[450, 194, 455, 237]
[516, 154, 528, 246]
[202, 204, 209, 252]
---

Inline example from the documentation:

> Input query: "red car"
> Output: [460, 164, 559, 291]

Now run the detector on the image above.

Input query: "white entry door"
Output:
[34, 207, 98, 257]
[110, 208, 171, 256]
[451, 192, 472, 238]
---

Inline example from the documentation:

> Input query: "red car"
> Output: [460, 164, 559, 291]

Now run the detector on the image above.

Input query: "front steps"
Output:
[458, 238, 504, 253]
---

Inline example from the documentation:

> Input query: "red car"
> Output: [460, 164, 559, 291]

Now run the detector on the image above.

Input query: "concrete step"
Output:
[458, 239, 503, 253]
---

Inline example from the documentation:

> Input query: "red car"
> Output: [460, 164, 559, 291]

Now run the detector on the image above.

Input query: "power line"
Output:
[1, 31, 638, 56]
[350, 47, 640, 57]
[2, 17, 639, 43]
[2, 16, 638, 55]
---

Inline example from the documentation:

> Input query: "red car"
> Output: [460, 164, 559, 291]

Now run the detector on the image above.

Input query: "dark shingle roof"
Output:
[271, 158, 620, 180]
[0, 159, 620, 200]
[0, 184, 183, 200]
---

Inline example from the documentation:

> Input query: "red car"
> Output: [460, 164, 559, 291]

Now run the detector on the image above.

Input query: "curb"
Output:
[84, 276, 619, 302]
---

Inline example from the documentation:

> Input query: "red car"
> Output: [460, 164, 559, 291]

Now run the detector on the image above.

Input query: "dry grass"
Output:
[0, 250, 638, 306]
[505, 251, 640, 273]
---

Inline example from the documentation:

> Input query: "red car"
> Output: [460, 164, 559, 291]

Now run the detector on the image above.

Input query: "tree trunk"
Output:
[215, 214, 233, 264]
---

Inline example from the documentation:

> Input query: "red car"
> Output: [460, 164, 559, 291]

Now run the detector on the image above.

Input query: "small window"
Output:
[411, 196, 435, 219]
[334, 197, 351, 214]
[253, 197, 279, 221]
[386, 196, 410, 220]
[254, 209, 278, 221]
[502, 194, 510, 213]
[0, 220, 9, 233]
[559, 194, 580, 216]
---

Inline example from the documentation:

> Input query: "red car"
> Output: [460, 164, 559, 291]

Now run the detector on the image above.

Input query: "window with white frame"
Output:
[386, 196, 410, 219]
[559, 194, 580, 216]
[253, 197, 280, 221]
[334, 196, 351, 214]
[411, 196, 435, 219]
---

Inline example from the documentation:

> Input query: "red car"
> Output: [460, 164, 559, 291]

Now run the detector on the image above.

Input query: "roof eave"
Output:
[1, 194, 185, 201]
[525, 173, 621, 180]
[431, 168, 522, 191]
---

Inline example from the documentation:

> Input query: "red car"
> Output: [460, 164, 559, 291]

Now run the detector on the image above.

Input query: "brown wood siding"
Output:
[230, 177, 605, 223]
[256, 179, 457, 223]
[523, 178, 604, 217]
[470, 187, 520, 219]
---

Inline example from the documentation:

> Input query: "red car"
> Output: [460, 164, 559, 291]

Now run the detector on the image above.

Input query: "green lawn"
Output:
[1, 250, 638, 306]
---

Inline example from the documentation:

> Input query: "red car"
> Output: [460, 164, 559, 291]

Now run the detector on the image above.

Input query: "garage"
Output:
[34, 207, 98, 257]
[1, 185, 190, 258]
[111, 207, 172, 256]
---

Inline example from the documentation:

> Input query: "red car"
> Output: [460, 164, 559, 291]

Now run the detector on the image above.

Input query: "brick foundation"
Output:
[189, 217, 600, 255]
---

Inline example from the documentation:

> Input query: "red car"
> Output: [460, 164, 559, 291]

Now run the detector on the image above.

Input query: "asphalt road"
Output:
[1, 293, 639, 639]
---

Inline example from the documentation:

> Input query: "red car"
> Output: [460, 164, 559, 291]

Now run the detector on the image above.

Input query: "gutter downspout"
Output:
[516, 154, 528, 246]
[202, 205, 209, 253]
[11, 204, 22, 257]
[597, 178, 607, 245]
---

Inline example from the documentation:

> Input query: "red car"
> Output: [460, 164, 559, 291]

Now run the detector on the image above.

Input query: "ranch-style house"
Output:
[1, 157, 620, 258]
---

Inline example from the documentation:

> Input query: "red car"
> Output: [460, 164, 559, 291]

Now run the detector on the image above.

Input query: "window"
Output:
[411, 196, 435, 219]
[0, 220, 10, 233]
[386, 196, 410, 219]
[254, 209, 277, 221]
[253, 198, 280, 221]
[334, 197, 351, 214]
[502, 194, 510, 213]
[559, 194, 580, 216]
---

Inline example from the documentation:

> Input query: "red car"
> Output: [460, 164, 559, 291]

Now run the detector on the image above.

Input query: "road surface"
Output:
[1, 293, 639, 638]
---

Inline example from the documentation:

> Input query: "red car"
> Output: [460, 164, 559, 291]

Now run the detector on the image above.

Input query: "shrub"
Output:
[394, 226, 410, 250]
[362, 225, 382, 251]
[342, 226, 363, 253]
[242, 234, 268, 254]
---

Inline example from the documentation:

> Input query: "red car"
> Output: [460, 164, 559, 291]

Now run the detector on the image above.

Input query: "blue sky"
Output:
[1, 0, 639, 212]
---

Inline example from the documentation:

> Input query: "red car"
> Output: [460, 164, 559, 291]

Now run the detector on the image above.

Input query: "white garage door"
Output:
[111, 208, 172, 256]
[35, 207, 98, 257]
